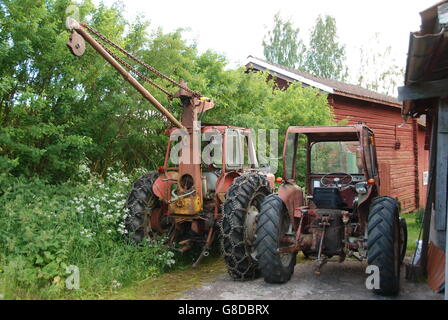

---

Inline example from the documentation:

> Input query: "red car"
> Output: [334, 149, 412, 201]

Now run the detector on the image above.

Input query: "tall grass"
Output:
[403, 212, 422, 255]
[0, 166, 176, 299]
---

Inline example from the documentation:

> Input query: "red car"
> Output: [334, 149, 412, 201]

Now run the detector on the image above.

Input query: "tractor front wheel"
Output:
[219, 172, 271, 280]
[255, 194, 296, 284]
[367, 196, 401, 296]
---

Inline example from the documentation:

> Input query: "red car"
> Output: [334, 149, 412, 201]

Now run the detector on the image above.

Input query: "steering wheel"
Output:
[320, 172, 353, 187]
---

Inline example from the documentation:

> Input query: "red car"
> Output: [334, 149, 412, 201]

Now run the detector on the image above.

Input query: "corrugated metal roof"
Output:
[401, 0, 448, 116]
[404, 0, 448, 86]
[404, 30, 445, 85]
[245, 56, 401, 107]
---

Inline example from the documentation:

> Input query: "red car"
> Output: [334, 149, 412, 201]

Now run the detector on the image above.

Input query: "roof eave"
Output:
[245, 56, 334, 94]
[334, 91, 402, 108]
[246, 56, 401, 108]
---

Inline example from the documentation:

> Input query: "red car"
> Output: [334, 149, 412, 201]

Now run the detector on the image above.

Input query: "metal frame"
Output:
[436, 100, 448, 300]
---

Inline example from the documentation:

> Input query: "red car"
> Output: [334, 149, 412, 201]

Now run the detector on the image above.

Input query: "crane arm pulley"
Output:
[66, 18, 211, 129]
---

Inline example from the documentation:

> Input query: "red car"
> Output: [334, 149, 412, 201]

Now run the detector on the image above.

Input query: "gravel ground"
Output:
[178, 260, 442, 300]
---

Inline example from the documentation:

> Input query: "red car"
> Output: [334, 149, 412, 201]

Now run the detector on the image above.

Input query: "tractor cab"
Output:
[282, 124, 379, 211]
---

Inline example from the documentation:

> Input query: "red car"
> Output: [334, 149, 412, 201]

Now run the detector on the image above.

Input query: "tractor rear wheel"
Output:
[255, 194, 296, 284]
[367, 196, 401, 296]
[124, 171, 160, 242]
[219, 172, 271, 280]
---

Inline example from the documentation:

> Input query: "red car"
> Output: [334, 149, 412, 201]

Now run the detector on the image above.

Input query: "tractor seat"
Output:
[313, 187, 344, 209]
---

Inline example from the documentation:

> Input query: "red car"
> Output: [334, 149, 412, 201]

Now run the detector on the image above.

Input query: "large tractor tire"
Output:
[219, 172, 271, 280]
[125, 171, 160, 242]
[255, 194, 296, 284]
[367, 196, 401, 296]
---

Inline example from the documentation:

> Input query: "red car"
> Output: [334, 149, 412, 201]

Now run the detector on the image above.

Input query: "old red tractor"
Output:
[66, 19, 274, 275]
[254, 124, 407, 295]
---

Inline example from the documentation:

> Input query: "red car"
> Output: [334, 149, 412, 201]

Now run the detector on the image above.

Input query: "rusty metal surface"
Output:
[278, 182, 304, 221]
[66, 31, 85, 56]
[215, 172, 240, 202]
[427, 241, 446, 291]
[150, 208, 163, 233]
[287, 125, 363, 135]
[152, 172, 179, 200]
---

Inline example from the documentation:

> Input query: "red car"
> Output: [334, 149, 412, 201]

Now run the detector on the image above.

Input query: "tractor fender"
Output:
[152, 171, 179, 201]
[278, 182, 304, 221]
[265, 173, 275, 189]
[215, 171, 241, 203]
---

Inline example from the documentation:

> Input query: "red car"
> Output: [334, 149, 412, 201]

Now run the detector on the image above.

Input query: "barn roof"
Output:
[245, 56, 402, 108]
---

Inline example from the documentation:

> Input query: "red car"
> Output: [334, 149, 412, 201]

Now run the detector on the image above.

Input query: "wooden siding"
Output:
[332, 95, 421, 213]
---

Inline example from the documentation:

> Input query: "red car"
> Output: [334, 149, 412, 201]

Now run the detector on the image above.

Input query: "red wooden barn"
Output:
[245, 56, 428, 213]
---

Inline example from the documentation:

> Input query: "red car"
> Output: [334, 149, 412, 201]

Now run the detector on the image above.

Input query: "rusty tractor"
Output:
[254, 124, 407, 295]
[66, 19, 274, 275]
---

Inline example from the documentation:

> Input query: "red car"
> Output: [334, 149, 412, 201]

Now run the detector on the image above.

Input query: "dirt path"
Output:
[112, 256, 441, 300]
[111, 257, 227, 300]
[178, 259, 441, 300]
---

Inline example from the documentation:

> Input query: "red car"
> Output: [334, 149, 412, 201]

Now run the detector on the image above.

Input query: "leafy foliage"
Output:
[262, 12, 306, 69]
[304, 15, 348, 81]
[262, 13, 347, 81]
[0, 167, 176, 299]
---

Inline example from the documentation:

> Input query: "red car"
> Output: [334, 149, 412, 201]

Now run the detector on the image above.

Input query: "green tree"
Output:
[304, 15, 347, 81]
[0, 0, 204, 181]
[0, 0, 334, 183]
[262, 12, 305, 69]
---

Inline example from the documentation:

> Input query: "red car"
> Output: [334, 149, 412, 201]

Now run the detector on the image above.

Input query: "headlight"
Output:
[355, 182, 367, 194]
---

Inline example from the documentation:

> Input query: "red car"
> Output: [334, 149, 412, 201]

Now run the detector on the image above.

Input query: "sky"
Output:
[93, 0, 437, 90]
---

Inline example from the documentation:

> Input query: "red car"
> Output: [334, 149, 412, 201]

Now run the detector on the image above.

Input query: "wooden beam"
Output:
[420, 110, 437, 272]
[398, 78, 448, 101]
[435, 99, 448, 231]
[433, 98, 448, 299]
[442, 99, 448, 301]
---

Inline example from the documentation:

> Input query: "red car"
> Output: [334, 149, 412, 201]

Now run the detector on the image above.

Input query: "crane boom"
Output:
[66, 18, 185, 129]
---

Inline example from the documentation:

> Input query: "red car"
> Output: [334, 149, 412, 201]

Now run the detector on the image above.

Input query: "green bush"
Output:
[0, 166, 176, 299]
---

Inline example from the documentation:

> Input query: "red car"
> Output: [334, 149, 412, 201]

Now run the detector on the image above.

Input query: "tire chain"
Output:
[218, 172, 272, 280]
[124, 171, 160, 242]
